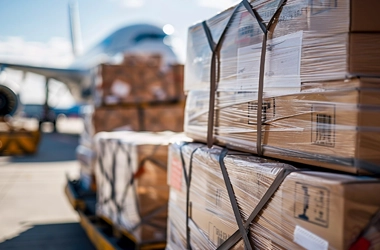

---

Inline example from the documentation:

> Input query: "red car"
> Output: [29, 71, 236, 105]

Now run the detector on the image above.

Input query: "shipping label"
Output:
[294, 225, 329, 250]
[294, 183, 330, 228]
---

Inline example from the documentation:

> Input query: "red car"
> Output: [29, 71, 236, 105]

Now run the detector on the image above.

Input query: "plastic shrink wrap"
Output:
[166, 141, 380, 250]
[184, 0, 380, 174]
[76, 145, 96, 191]
[79, 105, 95, 149]
[184, 78, 380, 174]
[184, 0, 380, 92]
[76, 105, 97, 191]
[94, 131, 187, 245]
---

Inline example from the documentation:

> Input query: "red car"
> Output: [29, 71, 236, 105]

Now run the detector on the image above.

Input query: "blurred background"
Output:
[0, 1, 237, 249]
[0, 0, 237, 110]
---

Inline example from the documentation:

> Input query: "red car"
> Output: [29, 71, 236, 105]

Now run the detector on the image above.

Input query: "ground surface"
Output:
[0, 118, 95, 250]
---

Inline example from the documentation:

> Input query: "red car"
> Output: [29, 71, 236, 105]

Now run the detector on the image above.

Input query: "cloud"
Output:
[0, 37, 74, 67]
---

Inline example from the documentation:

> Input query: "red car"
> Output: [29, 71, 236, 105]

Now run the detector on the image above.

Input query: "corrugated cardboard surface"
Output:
[92, 101, 185, 134]
[94, 131, 178, 244]
[350, 0, 380, 32]
[184, 78, 380, 174]
[93, 106, 140, 133]
[166, 142, 380, 249]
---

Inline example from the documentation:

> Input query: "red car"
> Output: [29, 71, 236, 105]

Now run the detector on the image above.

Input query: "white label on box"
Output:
[111, 79, 131, 98]
[237, 31, 303, 91]
[294, 225, 328, 250]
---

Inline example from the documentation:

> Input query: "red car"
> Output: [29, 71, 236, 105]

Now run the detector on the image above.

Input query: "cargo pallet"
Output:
[65, 177, 166, 250]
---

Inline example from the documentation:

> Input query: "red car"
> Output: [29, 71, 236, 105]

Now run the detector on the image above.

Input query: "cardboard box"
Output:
[184, 78, 380, 174]
[92, 106, 140, 133]
[97, 56, 184, 105]
[142, 101, 185, 132]
[184, 0, 380, 92]
[167, 142, 380, 249]
[94, 131, 182, 245]
[93, 101, 185, 134]
[123, 54, 162, 68]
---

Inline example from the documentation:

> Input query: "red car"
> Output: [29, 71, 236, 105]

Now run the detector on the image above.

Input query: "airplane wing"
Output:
[0, 62, 88, 84]
[0, 62, 92, 101]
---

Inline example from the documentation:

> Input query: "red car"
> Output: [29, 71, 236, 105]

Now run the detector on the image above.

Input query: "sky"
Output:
[0, 0, 238, 106]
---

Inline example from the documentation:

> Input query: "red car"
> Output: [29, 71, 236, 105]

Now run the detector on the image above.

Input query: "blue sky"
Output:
[0, 0, 238, 62]
[0, 0, 237, 106]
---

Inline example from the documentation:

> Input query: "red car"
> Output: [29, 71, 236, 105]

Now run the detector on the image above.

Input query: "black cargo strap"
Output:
[97, 140, 132, 224]
[97, 139, 114, 206]
[202, 0, 288, 155]
[218, 148, 252, 249]
[98, 139, 168, 232]
[120, 143, 168, 232]
[179, 143, 203, 250]
[242, 0, 288, 156]
[201, 2, 243, 148]
[216, 159, 297, 250]
[131, 204, 169, 232]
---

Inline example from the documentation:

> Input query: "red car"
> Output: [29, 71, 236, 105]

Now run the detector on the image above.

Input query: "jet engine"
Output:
[0, 84, 19, 117]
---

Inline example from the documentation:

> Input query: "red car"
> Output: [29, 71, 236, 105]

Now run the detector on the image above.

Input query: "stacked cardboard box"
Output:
[185, 78, 380, 174]
[183, 0, 380, 174]
[94, 131, 185, 246]
[92, 54, 185, 133]
[77, 55, 185, 191]
[96, 55, 184, 106]
[92, 101, 185, 134]
[166, 142, 380, 249]
[165, 0, 380, 249]
[184, 0, 380, 92]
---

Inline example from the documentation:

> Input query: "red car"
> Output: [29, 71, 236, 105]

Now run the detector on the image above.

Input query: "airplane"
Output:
[0, 2, 179, 126]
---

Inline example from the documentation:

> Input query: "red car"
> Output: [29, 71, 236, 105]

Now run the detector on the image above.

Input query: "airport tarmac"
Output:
[0, 118, 95, 249]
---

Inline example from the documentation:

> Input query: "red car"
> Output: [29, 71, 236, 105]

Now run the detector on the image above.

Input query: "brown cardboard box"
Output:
[351, 0, 380, 32]
[349, 34, 380, 75]
[167, 142, 380, 250]
[184, 0, 380, 92]
[94, 131, 182, 245]
[97, 56, 184, 105]
[169, 64, 185, 100]
[143, 101, 185, 132]
[93, 101, 185, 134]
[123, 54, 162, 68]
[184, 78, 380, 174]
[92, 106, 140, 133]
